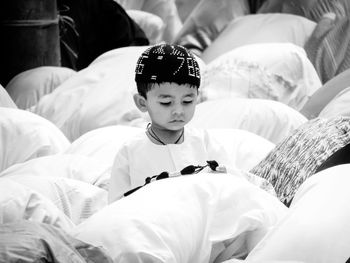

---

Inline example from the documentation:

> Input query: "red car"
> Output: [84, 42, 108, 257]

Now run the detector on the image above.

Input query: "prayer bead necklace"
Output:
[147, 123, 184, 145]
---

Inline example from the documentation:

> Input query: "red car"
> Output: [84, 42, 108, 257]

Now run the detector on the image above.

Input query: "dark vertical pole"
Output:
[0, 0, 61, 87]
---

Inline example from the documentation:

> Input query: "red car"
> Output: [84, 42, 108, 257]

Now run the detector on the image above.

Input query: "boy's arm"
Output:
[108, 146, 130, 203]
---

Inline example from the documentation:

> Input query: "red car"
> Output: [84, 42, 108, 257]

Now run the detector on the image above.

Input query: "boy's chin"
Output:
[159, 124, 185, 132]
[167, 122, 186, 131]
[152, 121, 186, 131]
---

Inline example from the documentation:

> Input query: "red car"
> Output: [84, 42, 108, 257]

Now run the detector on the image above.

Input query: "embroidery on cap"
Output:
[173, 57, 185, 75]
[187, 57, 195, 77]
[153, 45, 165, 54]
[135, 55, 148, 75]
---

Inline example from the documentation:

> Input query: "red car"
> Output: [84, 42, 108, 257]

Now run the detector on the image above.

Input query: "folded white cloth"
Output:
[191, 98, 307, 144]
[115, 0, 183, 43]
[0, 108, 70, 173]
[200, 43, 321, 111]
[7, 174, 107, 225]
[33, 46, 151, 142]
[201, 13, 316, 64]
[0, 178, 74, 231]
[0, 84, 17, 109]
[246, 164, 350, 263]
[74, 173, 286, 263]
[0, 154, 110, 190]
[6, 66, 76, 110]
[126, 10, 165, 44]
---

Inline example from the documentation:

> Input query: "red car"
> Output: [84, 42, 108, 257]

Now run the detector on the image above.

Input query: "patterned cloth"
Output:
[301, 0, 350, 22]
[304, 16, 350, 84]
[258, 0, 350, 22]
[175, 27, 214, 57]
[250, 116, 350, 206]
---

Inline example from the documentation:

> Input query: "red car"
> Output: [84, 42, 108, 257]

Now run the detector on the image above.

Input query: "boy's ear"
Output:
[133, 93, 148, 112]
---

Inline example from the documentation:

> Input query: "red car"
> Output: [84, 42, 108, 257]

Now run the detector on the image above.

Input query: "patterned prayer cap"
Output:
[135, 43, 201, 88]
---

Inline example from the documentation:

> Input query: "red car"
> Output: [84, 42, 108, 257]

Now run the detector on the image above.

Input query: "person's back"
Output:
[58, 0, 149, 70]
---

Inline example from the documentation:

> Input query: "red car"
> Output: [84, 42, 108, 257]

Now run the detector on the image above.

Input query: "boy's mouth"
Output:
[169, 120, 184, 123]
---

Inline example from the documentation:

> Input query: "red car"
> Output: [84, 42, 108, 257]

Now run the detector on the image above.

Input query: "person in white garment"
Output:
[108, 43, 246, 203]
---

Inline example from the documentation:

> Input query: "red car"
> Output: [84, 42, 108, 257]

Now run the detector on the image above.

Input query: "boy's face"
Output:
[143, 82, 198, 131]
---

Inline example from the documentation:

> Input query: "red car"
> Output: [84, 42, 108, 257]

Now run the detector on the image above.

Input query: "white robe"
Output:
[109, 127, 231, 202]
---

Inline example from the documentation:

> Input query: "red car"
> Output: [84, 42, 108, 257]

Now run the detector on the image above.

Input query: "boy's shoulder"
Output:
[115, 129, 149, 153]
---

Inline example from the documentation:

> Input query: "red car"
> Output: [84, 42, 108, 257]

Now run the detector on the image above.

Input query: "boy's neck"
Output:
[146, 124, 184, 145]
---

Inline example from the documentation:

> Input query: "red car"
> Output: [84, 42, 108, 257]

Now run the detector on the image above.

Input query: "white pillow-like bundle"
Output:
[0, 108, 70, 173]
[115, 0, 183, 43]
[126, 9, 165, 44]
[5, 66, 76, 110]
[74, 173, 287, 263]
[0, 154, 110, 190]
[0, 84, 17, 108]
[32, 46, 150, 142]
[245, 164, 350, 263]
[319, 86, 350, 118]
[6, 175, 107, 225]
[65, 125, 142, 178]
[200, 43, 321, 111]
[206, 128, 275, 171]
[190, 98, 307, 144]
[0, 178, 74, 231]
[201, 13, 316, 64]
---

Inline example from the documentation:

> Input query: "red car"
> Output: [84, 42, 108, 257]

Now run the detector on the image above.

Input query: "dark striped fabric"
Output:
[250, 116, 350, 206]
[301, 0, 350, 22]
[175, 27, 214, 57]
[282, 0, 350, 84]
[304, 16, 350, 84]
[258, 0, 350, 22]
[258, 0, 350, 84]
[297, 0, 350, 84]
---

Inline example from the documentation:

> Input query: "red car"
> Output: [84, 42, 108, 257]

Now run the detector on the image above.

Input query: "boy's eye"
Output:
[159, 101, 171, 106]
[183, 100, 193, 104]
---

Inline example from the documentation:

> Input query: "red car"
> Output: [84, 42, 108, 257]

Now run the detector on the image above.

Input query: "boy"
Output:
[108, 43, 265, 203]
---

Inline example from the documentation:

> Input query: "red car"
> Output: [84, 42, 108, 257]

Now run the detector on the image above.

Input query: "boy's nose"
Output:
[172, 105, 184, 116]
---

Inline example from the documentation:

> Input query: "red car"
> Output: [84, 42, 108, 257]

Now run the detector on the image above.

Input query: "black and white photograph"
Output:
[0, 0, 350, 262]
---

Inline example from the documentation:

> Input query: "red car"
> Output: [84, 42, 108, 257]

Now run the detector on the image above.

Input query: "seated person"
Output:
[58, 0, 149, 70]
[108, 43, 271, 202]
